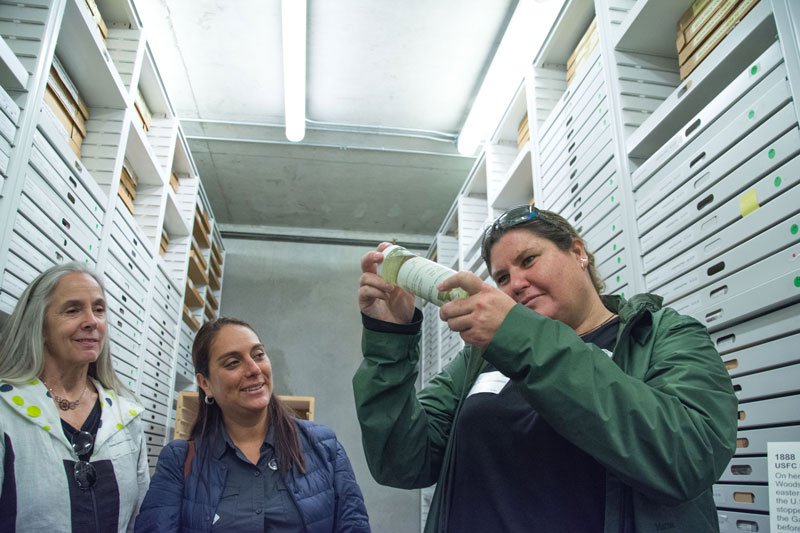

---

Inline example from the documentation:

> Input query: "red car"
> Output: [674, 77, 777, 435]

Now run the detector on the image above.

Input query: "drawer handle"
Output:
[677, 80, 692, 99]
[730, 464, 751, 476]
[572, 196, 581, 208]
[706, 261, 725, 276]
[570, 183, 579, 194]
[689, 151, 706, 169]
[67, 192, 76, 205]
[69, 176, 77, 188]
[709, 285, 727, 299]
[716, 333, 735, 348]
[684, 118, 701, 138]
[569, 155, 576, 167]
[572, 211, 582, 223]
[696, 194, 713, 211]
[61, 218, 71, 230]
[74, 160, 83, 173]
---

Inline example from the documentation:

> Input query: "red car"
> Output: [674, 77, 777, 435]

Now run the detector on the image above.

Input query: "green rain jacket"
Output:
[352, 294, 738, 533]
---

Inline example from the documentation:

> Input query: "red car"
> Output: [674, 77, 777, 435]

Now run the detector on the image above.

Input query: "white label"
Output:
[397, 256, 464, 306]
[768, 441, 800, 532]
[467, 371, 510, 397]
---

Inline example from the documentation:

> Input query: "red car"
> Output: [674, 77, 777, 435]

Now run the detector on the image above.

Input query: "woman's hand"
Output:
[358, 242, 416, 324]
[438, 272, 517, 349]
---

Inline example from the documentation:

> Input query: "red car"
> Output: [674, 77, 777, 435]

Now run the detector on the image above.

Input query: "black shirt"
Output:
[446, 317, 619, 533]
[210, 424, 303, 532]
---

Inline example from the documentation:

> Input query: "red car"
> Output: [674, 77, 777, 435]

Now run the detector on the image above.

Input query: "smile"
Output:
[241, 383, 264, 392]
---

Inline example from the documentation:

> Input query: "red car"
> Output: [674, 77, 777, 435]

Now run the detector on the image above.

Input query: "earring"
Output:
[580, 256, 588, 269]
[204, 396, 215, 405]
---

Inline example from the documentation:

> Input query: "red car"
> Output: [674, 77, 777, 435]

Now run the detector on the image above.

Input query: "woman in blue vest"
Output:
[136, 317, 370, 532]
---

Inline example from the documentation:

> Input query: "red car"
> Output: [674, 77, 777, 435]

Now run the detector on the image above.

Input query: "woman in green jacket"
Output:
[353, 204, 737, 532]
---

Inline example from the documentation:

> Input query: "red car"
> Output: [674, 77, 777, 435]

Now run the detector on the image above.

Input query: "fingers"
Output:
[438, 271, 484, 296]
[360, 242, 394, 274]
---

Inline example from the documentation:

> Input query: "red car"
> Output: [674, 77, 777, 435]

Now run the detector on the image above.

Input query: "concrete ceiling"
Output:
[134, 0, 520, 245]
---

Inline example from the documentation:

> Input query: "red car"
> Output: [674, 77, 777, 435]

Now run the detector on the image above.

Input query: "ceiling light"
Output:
[457, 0, 563, 156]
[281, 0, 307, 142]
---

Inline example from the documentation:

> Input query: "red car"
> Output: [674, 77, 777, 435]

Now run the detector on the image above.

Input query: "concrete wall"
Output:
[219, 238, 420, 532]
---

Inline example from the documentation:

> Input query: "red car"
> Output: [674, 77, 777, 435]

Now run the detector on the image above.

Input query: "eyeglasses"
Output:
[481, 204, 546, 263]
[72, 430, 97, 490]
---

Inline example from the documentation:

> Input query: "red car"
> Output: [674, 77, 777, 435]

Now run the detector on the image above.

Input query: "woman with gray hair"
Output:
[0, 262, 149, 532]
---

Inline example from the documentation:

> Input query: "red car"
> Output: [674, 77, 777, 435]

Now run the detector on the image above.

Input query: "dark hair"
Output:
[190, 317, 305, 474]
[481, 206, 605, 294]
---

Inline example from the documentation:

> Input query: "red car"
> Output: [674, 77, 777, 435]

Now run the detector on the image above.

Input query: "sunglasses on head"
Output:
[481, 205, 549, 262]
[72, 430, 97, 490]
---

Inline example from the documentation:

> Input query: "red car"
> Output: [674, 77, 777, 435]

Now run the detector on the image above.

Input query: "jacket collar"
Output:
[0, 377, 144, 453]
[602, 293, 663, 346]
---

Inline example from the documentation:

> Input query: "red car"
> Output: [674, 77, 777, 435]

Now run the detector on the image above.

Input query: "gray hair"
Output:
[0, 262, 131, 396]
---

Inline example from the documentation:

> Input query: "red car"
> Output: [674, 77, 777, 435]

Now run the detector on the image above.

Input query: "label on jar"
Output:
[396, 256, 468, 306]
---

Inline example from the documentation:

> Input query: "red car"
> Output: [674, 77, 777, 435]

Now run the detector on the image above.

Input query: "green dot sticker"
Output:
[12, 396, 23, 406]
[775, 176, 782, 187]
[26, 405, 41, 418]
[116, 423, 124, 430]
[612, 244, 617, 251]
[609, 178, 614, 185]
[791, 224, 798, 235]
[43, 425, 51, 432]
[751, 64, 759, 76]
[612, 224, 617, 231]
[747, 110, 755, 120]
[129, 409, 138, 416]
[620, 292, 625, 298]
[768, 148, 776, 159]
[617, 257, 622, 264]
[795, 276, 800, 288]
[616, 275, 621, 283]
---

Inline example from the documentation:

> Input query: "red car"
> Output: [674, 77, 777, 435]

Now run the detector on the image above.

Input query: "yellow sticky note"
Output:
[739, 188, 759, 217]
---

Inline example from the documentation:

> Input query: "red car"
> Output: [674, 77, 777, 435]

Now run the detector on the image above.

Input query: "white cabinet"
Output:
[423, 0, 800, 527]
[0, 0, 225, 469]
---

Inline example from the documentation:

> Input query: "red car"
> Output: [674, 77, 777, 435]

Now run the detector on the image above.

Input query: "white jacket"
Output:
[0, 377, 149, 532]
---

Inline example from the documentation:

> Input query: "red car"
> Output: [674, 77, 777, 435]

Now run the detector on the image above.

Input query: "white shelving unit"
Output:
[0, 0, 225, 472]
[422, 0, 800, 529]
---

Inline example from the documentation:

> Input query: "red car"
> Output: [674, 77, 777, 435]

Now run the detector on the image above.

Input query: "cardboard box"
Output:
[184, 280, 203, 309]
[43, 85, 84, 158]
[169, 171, 179, 193]
[676, 0, 725, 52]
[83, 0, 108, 40]
[134, 88, 152, 132]
[678, 0, 740, 66]
[118, 183, 135, 215]
[680, 0, 760, 80]
[50, 56, 89, 122]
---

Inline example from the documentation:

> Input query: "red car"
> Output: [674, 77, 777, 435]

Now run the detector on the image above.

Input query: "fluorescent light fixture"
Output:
[281, 0, 307, 142]
[457, 0, 563, 156]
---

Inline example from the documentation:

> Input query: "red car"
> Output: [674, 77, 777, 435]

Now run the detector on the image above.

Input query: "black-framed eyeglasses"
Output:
[72, 430, 97, 490]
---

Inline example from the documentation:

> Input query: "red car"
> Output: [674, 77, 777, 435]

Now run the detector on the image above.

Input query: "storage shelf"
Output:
[490, 147, 533, 209]
[0, 35, 28, 92]
[56, 0, 127, 110]
[614, 0, 694, 56]
[626, 1, 777, 160]
[534, 0, 595, 68]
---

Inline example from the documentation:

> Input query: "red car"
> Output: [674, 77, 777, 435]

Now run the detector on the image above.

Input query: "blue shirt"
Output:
[212, 424, 303, 532]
